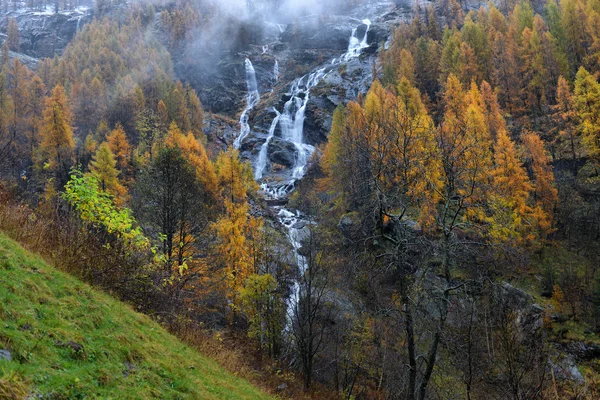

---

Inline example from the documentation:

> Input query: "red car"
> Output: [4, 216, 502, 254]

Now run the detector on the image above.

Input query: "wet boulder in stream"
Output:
[267, 137, 297, 168]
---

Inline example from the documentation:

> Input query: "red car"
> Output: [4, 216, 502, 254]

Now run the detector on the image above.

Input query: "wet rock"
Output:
[252, 107, 280, 135]
[281, 15, 360, 51]
[490, 283, 545, 342]
[0, 8, 93, 59]
[551, 353, 584, 382]
[338, 212, 361, 243]
[304, 97, 335, 145]
[0, 349, 11, 361]
[18, 323, 32, 331]
[203, 113, 239, 149]
[239, 136, 265, 156]
[565, 341, 600, 361]
[123, 361, 135, 377]
[8, 50, 38, 69]
[268, 137, 297, 168]
[366, 23, 389, 47]
[177, 57, 247, 115]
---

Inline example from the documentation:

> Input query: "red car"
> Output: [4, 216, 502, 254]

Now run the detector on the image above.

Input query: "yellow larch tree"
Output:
[38, 84, 75, 187]
[106, 123, 131, 174]
[213, 147, 262, 303]
[88, 142, 128, 204]
[521, 131, 558, 239]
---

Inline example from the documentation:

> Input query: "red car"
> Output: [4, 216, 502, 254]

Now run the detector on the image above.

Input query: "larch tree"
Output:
[6, 18, 19, 52]
[106, 123, 132, 177]
[491, 129, 535, 243]
[185, 84, 204, 136]
[479, 80, 537, 242]
[165, 124, 218, 200]
[6, 59, 30, 175]
[38, 84, 75, 187]
[88, 142, 127, 203]
[521, 131, 559, 239]
[553, 75, 578, 161]
[574, 67, 600, 162]
[213, 147, 261, 303]
[27, 75, 46, 158]
[157, 99, 169, 127]
[520, 26, 548, 111]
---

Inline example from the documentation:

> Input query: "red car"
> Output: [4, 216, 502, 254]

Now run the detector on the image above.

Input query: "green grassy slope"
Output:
[0, 233, 272, 399]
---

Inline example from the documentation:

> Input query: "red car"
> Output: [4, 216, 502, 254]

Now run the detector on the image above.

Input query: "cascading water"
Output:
[254, 110, 281, 181]
[233, 17, 372, 333]
[76, 16, 82, 32]
[343, 19, 371, 61]
[273, 60, 279, 84]
[255, 18, 371, 191]
[262, 19, 372, 328]
[234, 59, 260, 149]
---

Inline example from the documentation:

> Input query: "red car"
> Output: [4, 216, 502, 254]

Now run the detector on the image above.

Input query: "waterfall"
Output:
[233, 58, 260, 149]
[264, 19, 372, 330]
[256, 19, 371, 190]
[342, 19, 371, 61]
[278, 208, 309, 330]
[233, 18, 373, 333]
[254, 110, 281, 180]
[76, 16, 82, 32]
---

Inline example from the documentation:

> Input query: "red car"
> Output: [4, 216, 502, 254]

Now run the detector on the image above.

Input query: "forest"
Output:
[0, 0, 599, 398]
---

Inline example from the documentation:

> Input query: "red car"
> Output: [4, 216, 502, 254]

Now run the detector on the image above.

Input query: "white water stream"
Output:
[233, 58, 260, 149]
[234, 18, 372, 329]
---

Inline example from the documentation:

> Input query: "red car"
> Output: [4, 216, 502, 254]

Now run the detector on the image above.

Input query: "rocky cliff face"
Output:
[0, 7, 93, 59]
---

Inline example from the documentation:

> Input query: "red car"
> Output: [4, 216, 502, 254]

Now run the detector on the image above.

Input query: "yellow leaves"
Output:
[106, 123, 131, 172]
[212, 195, 264, 302]
[39, 85, 75, 173]
[88, 142, 128, 204]
[162, 121, 219, 200]
[320, 105, 346, 183]
[574, 67, 600, 161]
[215, 147, 257, 204]
[522, 131, 558, 225]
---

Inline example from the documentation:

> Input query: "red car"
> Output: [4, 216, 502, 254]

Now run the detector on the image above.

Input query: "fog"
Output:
[205, 0, 363, 22]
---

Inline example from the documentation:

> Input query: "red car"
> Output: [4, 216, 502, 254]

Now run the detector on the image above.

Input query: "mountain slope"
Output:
[0, 233, 272, 399]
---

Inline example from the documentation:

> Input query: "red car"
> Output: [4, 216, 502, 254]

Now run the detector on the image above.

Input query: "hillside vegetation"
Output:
[0, 233, 272, 399]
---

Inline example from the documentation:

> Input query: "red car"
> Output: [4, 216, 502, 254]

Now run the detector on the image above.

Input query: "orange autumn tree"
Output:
[552, 76, 578, 161]
[522, 131, 559, 239]
[479, 80, 537, 242]
[321, 78, 439, 229]
[38, 84, 75, 187]
[213, 147, 262, 303]
[106, 123, 132, 176]
[145, 122, 219, 300]
[165, 122, 218, 200]
[320, 75, 547, 400]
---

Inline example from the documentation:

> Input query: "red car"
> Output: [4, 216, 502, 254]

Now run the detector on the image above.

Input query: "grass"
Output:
[0, 233, 273, 399]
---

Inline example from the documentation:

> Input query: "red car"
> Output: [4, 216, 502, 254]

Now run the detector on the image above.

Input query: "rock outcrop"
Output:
[0, 7, 93, 59]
